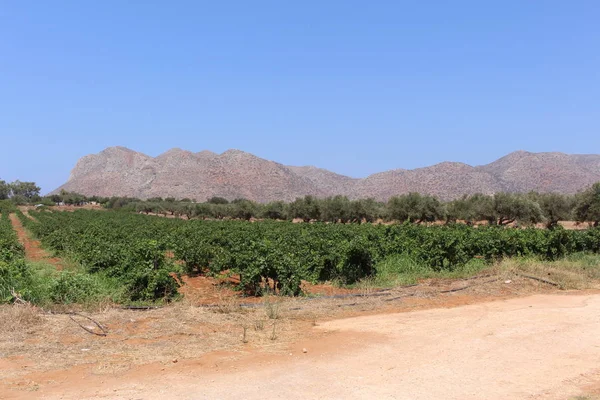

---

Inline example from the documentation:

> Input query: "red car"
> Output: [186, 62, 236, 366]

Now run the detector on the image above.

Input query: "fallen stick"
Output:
[68, 313, 108, 336]
[460, 273, 495, 281]
[516, 273, 559, 287]
[440, 278, 501, 294]
[337, 302, 358, 307]
[440, 286, 471, 293]
[120, 306, 163, 311]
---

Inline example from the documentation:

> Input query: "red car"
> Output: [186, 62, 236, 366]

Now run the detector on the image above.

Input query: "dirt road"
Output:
[8, 213, 63, 269]
[4, 293, 600, 400]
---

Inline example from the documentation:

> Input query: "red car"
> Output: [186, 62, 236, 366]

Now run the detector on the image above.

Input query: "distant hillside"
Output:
[53, 147, 600, 202]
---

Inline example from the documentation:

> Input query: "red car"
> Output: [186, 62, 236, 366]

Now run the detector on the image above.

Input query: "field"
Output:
[2, 208, 600, 399]
[7, 208, 600, 302]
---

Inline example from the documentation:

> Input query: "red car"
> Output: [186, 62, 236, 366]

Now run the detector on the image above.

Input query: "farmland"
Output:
[3, 207, 600, 399]
[2, 207, 600, 305]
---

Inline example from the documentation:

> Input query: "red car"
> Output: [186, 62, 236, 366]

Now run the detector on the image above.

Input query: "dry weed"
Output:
[214, 290, 243, 314]
[355, 277, 377, 296]
[0, 304, 43, 339]
[254, 319, 265, 331]
[263, 296, 282, 319]
[498, 258, 600, 290]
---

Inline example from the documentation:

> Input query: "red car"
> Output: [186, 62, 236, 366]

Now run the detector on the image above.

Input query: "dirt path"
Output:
[3, 293, 600, 400]
[8, 213, 63, 269]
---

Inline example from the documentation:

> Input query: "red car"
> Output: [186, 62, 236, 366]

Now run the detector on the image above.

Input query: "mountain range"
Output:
[52, 147, 600, 202]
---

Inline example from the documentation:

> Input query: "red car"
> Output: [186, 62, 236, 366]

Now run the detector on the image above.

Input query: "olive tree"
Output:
[262, 201, 287, 220]
[9, 180, 40, 200]
[288, 196, 321, 222]
[574, 182, 600, 227]
[386, 193, 444, 223]
[493, 192, 543, 226]
[0, 180, 10, 200]
[531, 192, 573, 229]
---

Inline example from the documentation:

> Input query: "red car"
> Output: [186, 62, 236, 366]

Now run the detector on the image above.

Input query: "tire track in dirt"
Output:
[9, 213, 63, 270]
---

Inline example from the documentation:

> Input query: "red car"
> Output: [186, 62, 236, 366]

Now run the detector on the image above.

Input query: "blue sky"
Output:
[1, 1, 599, 193]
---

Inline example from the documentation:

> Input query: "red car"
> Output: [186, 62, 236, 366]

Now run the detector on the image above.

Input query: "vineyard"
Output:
[1, 209, 598, 304]
[0, 209, 27, 302]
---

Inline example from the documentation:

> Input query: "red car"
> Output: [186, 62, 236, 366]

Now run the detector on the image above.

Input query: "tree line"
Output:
[0, 179, 41, 204]
[6, 180, 600, 228]
[92, 183, 600, 228]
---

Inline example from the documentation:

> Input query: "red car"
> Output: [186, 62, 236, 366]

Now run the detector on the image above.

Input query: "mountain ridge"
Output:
[53, 147, 600, 202]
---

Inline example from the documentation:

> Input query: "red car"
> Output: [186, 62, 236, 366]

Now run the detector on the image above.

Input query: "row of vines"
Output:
[0, 211, 28, 302]
[0, 212, 24, 263]
[23, 209, 600, 300]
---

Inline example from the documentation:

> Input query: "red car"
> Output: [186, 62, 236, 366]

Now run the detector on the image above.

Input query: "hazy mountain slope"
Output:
[356, 162, 499, 201]
[55, 147, 327, 202]
[286, 165, 359, 197]
[53, 148, 600, 202]
[478, 151, 600, 193]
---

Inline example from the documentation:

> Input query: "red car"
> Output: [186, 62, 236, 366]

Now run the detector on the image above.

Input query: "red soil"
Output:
[8, 214, 64, 270]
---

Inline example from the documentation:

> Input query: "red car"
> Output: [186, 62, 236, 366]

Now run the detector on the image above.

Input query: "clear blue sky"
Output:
[1, 1, 599, 193]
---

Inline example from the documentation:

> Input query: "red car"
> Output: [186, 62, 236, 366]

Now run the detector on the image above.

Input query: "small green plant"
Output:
[49, 272, 102, 304]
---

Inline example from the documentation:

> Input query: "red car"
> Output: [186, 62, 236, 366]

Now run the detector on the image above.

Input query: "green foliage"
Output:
[262, 201, 287, 220]
[387, 193, 445, 223]
[49, 272, 102, 304]
[0, 179, 41, 203]
[0, 180, 10, 200]
[493, 192, 544, 226]
[350, 198, 383, 223]
[0, 200, 17, 214]
[230, 199, 258, 220]
[0, 213, 24, 262]
[56, 190, 87, 205]
[288, 195, 321, 222]
[446, 195, 478, 224]
[125, 267, 180, 302]
[372, 254, 487, 287]
[0, 259, 32, 303]
[93, 181, 600, 229]
[27, 211, 181, 303]
[533, 192, 573, 229]
[105, 196, 141, 209]
[0, 214, 52, 304]
[575, 182, 600, 226]
[9, 180, 40, 200]
[19, 194, 600, 300]
[320, 195, 352, 223]
[208, 196, 229, 205]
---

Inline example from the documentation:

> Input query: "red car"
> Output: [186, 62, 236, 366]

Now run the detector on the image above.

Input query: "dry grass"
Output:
[263, 295, 283, 319]
[0, 304, 43, 339]
[494, 256, 600, 290]
[212, 289, 243, 314]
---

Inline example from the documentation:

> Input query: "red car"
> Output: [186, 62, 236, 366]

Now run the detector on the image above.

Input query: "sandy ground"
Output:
[2, 293, 600, 400]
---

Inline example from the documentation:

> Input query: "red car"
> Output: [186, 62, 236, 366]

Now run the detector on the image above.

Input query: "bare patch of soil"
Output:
[3, 289, 600, 399]
[179, 273, 366, 306]
[3, 273, 599, 399]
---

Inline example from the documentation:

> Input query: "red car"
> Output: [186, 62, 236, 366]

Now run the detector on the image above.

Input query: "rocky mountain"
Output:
[53, 147, 600, 202]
